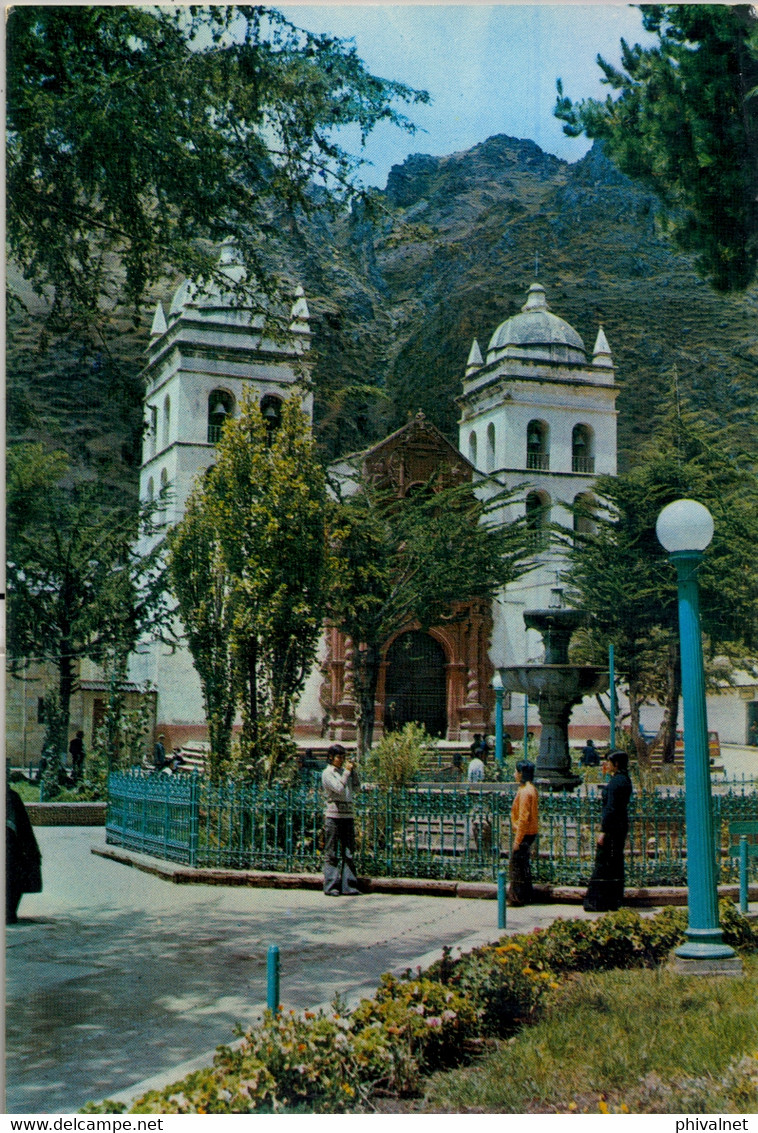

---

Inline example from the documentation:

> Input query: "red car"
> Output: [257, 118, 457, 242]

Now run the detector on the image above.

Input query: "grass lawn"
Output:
[11, 779, 42, 803]
[412, 955, 758, 1114]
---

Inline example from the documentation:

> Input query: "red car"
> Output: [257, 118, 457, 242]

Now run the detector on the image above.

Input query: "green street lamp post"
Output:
[493, 672, 504, 770]
[656, 499, 741, 975]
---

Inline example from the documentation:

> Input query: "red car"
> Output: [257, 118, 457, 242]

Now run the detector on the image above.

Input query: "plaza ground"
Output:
[7, 742, 756, 1114]
[6, 826, 608, 1113]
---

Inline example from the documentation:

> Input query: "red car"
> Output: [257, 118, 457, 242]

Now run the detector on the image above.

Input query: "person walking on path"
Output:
[508, 760, 538, 906]
[583, 749, 633, 912]
[321, 744, 361, 896]
[153, 734, 167, 772]
[6, 785, 42, 924]
[69, 730, 85, 783]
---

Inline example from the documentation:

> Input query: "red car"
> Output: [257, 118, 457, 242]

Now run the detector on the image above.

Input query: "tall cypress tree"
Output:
[565, 396, 758, 766]
[555, 5, 758, 290]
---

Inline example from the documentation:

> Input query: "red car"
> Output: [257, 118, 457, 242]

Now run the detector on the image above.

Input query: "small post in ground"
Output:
[498, 870, 507, 930]
[267, 945, 280, 1013]
[740, 836, 749, 915]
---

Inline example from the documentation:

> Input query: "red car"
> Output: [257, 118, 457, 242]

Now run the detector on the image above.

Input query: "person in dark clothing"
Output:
[580, 739, 599, 766]
[6, 786, 42, 924]
[583, 749, 633, 912]
[153, 734, 167, 771]
[69, 730, 85, 782]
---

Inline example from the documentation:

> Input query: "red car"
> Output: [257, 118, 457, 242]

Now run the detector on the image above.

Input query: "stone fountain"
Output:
[498, 608, 608, 791]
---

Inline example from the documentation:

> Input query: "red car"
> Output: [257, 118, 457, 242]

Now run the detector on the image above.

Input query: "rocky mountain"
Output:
[8, 134, 758, 489]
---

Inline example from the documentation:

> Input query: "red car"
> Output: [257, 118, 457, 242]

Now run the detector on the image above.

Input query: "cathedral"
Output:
[8, 261, 756, 768]
[128, 263, 619, 752]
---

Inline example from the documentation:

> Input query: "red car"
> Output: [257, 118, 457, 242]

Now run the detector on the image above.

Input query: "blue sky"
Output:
[278, 4, 657, 187]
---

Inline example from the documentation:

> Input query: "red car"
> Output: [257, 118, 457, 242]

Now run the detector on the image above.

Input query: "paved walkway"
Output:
[7, 827, 607, 1114]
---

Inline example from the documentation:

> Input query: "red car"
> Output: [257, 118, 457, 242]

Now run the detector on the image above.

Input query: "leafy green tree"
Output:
[7, 443, 171, 745]
[167, 492, 238, 783]
[169, 393, 329, 782]
[555, 5, 758, 290]
[7, 5, 427, 331]
[565, 399, 758, 766]
[328, 475, 533, 755]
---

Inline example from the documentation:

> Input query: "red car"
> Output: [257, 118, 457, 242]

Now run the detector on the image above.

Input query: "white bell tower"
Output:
[458, 282, 618, 670]
[131, 249, 313, 746]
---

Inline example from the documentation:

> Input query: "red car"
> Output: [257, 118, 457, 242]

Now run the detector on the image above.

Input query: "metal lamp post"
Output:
[493, 672, 504, 770]
[656, 499, 741, 975]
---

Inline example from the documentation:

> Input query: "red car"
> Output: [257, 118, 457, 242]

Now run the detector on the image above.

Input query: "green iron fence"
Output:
[106, 769, 758, 886]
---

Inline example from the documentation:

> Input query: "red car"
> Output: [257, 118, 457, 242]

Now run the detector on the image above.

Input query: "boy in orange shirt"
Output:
[508, 759, 538, 906]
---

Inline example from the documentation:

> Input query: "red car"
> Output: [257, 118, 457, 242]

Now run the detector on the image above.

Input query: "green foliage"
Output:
[350, 974, 479, 1091]
[565, 397, 758, 764]
[328, 471, 532, 752]
[40, 689, 67, 801]
[438, 940, 558, 1037]
[168, 492, 237, 780]
[7, 442, 170, 738]
[423, 957, 758, 1114]
[364, 722, 437, 787]
[168, 393, 329, 782]
[7, 5, 427, 333]
[555, 4, 758, 290]
[86, 676, 154, 798]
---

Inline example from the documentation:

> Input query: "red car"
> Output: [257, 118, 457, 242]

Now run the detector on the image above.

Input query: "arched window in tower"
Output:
[573, 492, 597, 539]
[486, 422, 496, 472]
[207, 390, 234, 444]
[159, 468, 169, 520]
[526, 420, 549, 471]
[146, 477, 154, 504]
[162, 395, 171, 450]
[145, 404, 158, 458]
[525, 490, 550, 550]
[260, 394, 283, 444]
[572, 424, 594, 473]
[468, 430, 478, 467]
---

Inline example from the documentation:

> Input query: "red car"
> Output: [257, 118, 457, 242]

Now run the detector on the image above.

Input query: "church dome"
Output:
[487, 283, 586, 365]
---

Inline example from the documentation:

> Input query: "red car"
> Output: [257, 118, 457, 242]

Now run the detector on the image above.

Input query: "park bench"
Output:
[403, 814, 493, 855]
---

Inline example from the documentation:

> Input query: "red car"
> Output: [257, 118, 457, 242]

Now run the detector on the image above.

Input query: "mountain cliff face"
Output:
[8, 134, 758, 489]
[312, 135, 758, 469]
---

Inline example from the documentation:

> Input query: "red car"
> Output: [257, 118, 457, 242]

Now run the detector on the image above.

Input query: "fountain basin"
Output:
[499, 664, 608, 791]
[499, 664, 607, 702]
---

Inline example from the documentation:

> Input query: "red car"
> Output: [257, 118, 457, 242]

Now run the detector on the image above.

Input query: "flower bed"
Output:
[83, 901, 758, 1114]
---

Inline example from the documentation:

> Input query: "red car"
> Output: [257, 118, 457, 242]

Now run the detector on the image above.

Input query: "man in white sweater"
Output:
[321, 743, 361, 896]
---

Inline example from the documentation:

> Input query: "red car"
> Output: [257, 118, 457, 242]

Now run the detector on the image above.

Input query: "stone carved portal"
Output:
[322, 412, 494, 744]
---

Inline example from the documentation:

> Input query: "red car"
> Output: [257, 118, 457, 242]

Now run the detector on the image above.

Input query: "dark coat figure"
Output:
[153, 735, 167, 771]
[580, 739, 599, 766]
[6, 787, 42, 924]
[583, 750, 633, 912]
[69, 730, 85, 782]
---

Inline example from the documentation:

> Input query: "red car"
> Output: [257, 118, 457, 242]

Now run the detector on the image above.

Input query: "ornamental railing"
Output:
[105, 770, 758, 887]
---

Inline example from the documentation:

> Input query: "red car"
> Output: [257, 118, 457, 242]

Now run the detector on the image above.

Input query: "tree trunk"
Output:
[659, 641, 681, 763]
[628, 685, 652, 772]
[353, 641, 380, 758]
[58, 646, 74, 755]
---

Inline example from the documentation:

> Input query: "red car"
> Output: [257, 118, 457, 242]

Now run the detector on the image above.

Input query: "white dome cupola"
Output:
[486, 282, 587, 366]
